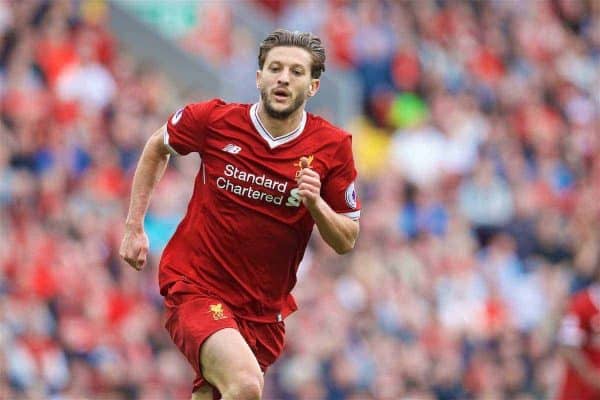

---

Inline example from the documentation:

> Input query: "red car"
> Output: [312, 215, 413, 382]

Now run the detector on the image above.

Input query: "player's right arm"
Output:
[558, 305, 600, 390]
[560, 346, 600, 390]
[120, 125, 171, 270]
[120, 99, 223, 270]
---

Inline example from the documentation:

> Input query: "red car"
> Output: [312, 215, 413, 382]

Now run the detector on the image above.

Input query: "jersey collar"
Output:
[591, 284, 600, 311]
[250, 103, 307, 149]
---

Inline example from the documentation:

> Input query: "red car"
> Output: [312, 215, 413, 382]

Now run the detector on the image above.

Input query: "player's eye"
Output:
[269, 66, 280, 72]
[293, 69, 303, 76]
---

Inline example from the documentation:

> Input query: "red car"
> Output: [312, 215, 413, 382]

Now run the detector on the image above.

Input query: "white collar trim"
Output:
[590, 284, 600, 311]
[250, 103, 307, 149]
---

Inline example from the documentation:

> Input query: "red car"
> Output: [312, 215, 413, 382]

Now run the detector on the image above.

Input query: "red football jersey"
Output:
[158, 99, 361, 323]
[557, 285, 600, 400]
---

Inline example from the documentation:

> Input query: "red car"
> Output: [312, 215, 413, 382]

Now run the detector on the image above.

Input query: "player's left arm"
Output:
[297, 157, 359, 254]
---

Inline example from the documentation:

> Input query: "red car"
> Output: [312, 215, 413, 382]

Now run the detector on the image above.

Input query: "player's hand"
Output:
[119, 225, 149, 271]
[297, 156, 321, 209]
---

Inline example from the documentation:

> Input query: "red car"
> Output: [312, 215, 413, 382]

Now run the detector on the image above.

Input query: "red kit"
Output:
[557, 285, 600, 400]
[159, 99, 361, 323]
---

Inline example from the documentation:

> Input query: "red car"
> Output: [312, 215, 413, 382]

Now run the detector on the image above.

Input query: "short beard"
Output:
[260, 88, 306, 120]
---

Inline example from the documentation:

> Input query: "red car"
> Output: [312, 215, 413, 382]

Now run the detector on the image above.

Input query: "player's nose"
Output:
[277, 69, 290, 85]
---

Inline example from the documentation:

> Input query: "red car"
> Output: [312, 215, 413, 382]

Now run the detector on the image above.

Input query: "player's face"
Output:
[257, 46, 320, 120]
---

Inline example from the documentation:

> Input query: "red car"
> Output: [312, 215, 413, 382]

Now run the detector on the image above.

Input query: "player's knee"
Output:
[222, 371, 263, 400]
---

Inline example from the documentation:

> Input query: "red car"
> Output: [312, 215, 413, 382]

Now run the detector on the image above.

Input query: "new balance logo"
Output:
[222, 144, 242, 154]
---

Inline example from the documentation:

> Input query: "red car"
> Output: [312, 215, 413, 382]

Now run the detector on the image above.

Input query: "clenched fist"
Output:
[296, 156, 321, 209]
[119, 225, 149, 271]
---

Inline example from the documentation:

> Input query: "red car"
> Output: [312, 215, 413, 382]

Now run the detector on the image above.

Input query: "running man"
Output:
[120, 29, 360, 400]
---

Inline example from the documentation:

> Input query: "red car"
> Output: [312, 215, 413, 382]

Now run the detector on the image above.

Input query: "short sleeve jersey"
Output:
[159, 99, 361, 322]
[557, 285, 600, 400]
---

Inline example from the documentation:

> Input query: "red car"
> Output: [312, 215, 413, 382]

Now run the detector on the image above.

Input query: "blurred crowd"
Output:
[1, 0, 599, 399]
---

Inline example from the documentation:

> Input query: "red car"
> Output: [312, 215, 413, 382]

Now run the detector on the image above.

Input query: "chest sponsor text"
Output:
[216, 164, 290, 205]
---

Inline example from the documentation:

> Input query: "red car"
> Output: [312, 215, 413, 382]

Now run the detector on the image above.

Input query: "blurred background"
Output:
[0, 0, 599, 399]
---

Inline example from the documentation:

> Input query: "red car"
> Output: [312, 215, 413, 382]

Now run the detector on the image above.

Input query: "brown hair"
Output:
[258, 29, 326, 79]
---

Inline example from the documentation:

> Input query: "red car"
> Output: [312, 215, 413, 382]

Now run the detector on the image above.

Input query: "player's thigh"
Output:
[200, 327, 263, 390]
[191, 385, 213, 400]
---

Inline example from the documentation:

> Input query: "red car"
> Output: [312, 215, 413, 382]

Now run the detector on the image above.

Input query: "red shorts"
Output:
[163, 279, 286, 396]
[557, 371, 600, 400]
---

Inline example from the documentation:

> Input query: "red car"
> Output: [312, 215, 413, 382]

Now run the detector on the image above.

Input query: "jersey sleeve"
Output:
[557, 296, 588, 347]
[164, 98, 225, 156]
[321, 134, 361, 220]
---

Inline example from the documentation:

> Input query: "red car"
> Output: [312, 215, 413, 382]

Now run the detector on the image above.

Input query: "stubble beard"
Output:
[260, 87, 306, 120]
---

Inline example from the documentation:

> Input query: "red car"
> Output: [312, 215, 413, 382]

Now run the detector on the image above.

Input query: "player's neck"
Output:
[257, 103, 305, 138]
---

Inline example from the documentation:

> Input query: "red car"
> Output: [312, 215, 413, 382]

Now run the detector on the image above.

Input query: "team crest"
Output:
[209, 303, 227, 320]
[294, 155, 314, 179]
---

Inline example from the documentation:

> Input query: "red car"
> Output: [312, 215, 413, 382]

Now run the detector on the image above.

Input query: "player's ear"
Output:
[307, 79, 320, 97]
[256, 70, 262, 89]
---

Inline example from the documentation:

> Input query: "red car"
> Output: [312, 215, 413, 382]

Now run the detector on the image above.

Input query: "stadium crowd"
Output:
[0, 0, 599, 399]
